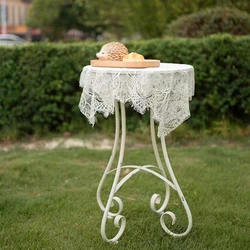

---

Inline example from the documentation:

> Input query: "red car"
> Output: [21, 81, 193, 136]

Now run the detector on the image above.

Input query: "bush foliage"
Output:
[0, 35, 250, 138]
[166, 7, 250, 38]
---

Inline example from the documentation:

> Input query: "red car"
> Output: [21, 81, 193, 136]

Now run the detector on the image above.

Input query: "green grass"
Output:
[0, 145, 250, 250]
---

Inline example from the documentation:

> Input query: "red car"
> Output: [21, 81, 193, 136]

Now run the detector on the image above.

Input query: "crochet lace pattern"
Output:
[79, 63, 195, 137]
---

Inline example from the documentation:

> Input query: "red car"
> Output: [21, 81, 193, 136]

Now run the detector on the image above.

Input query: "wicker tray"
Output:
[90, 59, 160, 68]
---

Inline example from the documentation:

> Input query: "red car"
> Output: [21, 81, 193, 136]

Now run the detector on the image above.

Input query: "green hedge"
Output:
[0, 35, 250, 138]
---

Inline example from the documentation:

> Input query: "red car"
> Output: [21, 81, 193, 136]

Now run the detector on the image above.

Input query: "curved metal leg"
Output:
[158, 136, 192, 237]
[149, 110, 192, 237]
[98, 101, 127, 244]
[150, 110, 171, 214]
[96, 104, 192, 243]
[96, 101, 120, 212]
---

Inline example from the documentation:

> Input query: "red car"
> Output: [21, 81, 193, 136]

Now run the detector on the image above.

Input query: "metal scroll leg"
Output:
[150, 110, 171, 214]
[159, 136, 192, 236]
[96, 101, 126, 244]
[150, 111, 192, 237]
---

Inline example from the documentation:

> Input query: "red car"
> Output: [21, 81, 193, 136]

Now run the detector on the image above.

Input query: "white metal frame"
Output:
[96, 101, 192, 243]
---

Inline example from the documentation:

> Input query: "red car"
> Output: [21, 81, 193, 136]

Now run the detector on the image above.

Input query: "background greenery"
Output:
[166, 7, 250, 38]
[27, 0, 250, 41]
[0, 35, 250, 139]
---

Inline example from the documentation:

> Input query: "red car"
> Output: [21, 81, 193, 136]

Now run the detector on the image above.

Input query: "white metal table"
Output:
[79, 63, 195, 243]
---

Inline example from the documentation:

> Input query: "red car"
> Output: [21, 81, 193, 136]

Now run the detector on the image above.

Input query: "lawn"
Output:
[0, 144, 250, 250]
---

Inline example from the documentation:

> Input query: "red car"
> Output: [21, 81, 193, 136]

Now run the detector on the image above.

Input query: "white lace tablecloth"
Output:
[79, 63, 195, 137]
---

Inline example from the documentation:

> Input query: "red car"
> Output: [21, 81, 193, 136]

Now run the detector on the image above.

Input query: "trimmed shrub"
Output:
[0, 35, 250, 138]
[166, 7, 250, 38]
[0, 43, 101, 137]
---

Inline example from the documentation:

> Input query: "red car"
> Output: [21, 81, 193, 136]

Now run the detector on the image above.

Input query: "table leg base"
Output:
[96, 102, 192, 243]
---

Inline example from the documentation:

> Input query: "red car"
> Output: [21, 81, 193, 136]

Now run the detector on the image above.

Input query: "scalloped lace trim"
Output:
[79, 65, 194, 137]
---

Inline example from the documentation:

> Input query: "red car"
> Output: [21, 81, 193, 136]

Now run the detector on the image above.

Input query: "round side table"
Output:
[79, 63, 195, 243]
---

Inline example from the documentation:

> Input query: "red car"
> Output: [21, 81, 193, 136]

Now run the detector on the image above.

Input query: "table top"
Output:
[84, 63, 193, 72]
[79, 63, 195, 137]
